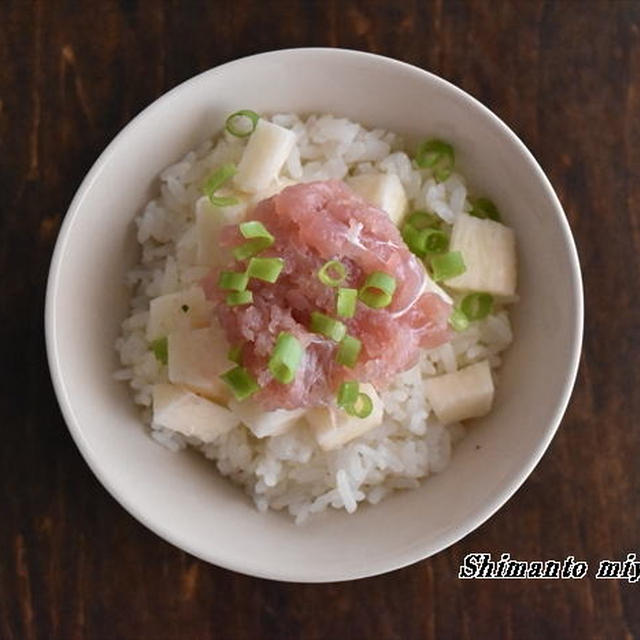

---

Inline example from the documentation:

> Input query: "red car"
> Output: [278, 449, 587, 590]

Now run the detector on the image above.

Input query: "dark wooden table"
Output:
[2, 1, 639, 638]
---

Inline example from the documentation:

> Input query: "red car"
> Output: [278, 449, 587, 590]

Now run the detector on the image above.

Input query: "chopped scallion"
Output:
[220, 366, 259, 400]
[233, 239, 273, 261]
[402, 222, 428, 257]
[150, 337, 168, 365]
[470, 197, 501, 222]
[403, 224, 449, 257]
[246, 257, 284, 283]
[268, 332, 304, 384]
[358, 271, 397, 309]
[337, 381, 373, 418]
[337, 381, 359, 407]
[318, 260, 347, 287]
[202, 163, 237, 204]
[228, 344, 243, 364]
[421, 228, 449, 254]
[431, 251, 466, 282]
[336, 287, 358, 318]
[218, 270, 249, 291]
[448, 308, 470, 332]
[336, 335, 362, 368]
[226, 290, 253, 306]
[239, 220, 274, 243]
[233, 222, 275, 260]
[210, 195, 240, 207]
[225, 109, 260, 137]
[344, 392, 373, 419]
[414, 139, 455, 182]
[407, 210, 440, 230]
[460, 292, 494, 320]
[310, 312, 346, 342]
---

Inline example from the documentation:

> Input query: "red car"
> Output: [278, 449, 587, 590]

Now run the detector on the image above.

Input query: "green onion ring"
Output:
[448, 308, 470, 332]
[336, 287, 358, 318]
[430, 251, 466, 282]
[337, 381, 359, 407]
[318, 260, 347, 287]
[226, 290, 253, 306]
[460, 292, 494, 321]
[268, 332, 304, 384]
[225, 110, 260, 137]
[336, 335, 362, 368]
[358, 271, 397, 309]
[150, 337, 168, 365]
[220, 366, 260, 400]
[310, 312, 347, 342]
[202, 163, 237, 203]
[414, 139, 455, 182]
[345, 393, 373, 419]
[246, 257, 284, 283]
[218, 270, 249, 292]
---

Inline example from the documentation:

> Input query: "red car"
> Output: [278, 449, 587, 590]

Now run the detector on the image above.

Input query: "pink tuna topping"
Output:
[204, 180, 452, 410]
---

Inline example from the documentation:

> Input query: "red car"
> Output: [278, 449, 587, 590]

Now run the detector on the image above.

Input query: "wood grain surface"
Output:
[1, 0, 639, 638]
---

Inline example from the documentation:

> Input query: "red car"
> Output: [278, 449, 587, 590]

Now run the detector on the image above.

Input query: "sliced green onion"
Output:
[232, 222, 275, 260]
[220, 366, 260, 400]
[402, 222, 428, 257]
[318, 260, 347, 287]
[402, 224, 449, 257]
[210, 195, 239, 207]
[268, 332, 304, 384]
[336, 335, 362, 368]
[414, 139, 455, 182]
[461, 292, 494, 320]
[344, 392, 373, 419]
[337, 381, 359, 407]
[422, 229, 449, 254]
[225, 109, 260, 137]
[233, 239, 272, 261]
[310, 312, 347, 342]
[359, 271, 397, 309]
[449, 308, 470, 332]
[337, 381, 373, 418]
[228, 344, 243, 364]
[470, 197, 501, 222]
[239, 220, 274, 242]
[202, 163, 237, 202]
[336, 287, 358, 318]
[226, 290, 253, 306]
[150, 337, 168, 365]
[431, 251, 466, 282]
[218, 270, 249, 291]
[407, 210, 440, 229]
[246, 257, 284, 283]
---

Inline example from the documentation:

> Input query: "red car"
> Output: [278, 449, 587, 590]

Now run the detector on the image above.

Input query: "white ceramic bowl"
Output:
[46, 48, 583, 582]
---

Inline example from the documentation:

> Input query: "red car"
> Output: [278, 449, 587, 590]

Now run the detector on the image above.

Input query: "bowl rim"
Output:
[45, 47, 584, 582]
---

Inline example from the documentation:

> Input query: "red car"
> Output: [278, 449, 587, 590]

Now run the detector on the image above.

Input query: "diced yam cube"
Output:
[168, 325, 230, 401]
[146, 287, 212, 340]
[446, 213, 517, 297]
[306, 383, 384, 451]
[346, 173, 408, 225]
[194, 196, 246, 267]
[423, 271, 453, 305]
[229, 399, 306, 438]
[152, 384, 239, 442]
[424, 360, 494, 425]
[233, 119, 296, 193]
[249, 178, 298, 205]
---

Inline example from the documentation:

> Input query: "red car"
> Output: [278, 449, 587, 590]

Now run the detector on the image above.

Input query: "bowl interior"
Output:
[46, 49, 582, 582]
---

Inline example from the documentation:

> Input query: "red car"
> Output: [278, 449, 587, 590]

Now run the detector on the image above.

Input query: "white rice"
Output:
[115, 113, 514, 523]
